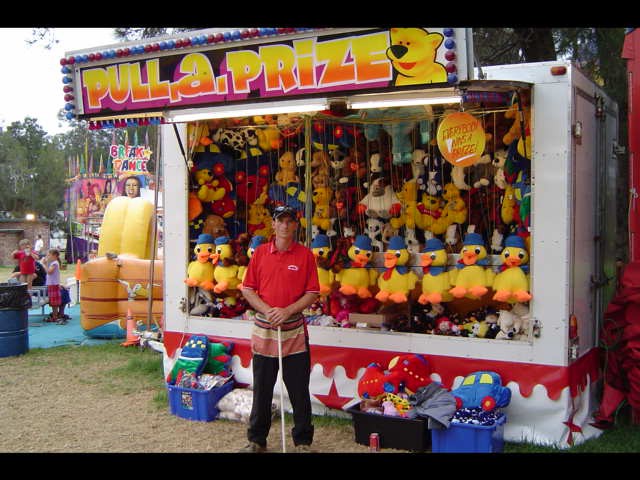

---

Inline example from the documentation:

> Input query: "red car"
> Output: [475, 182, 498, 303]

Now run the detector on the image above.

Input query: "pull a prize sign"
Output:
[69, 28, 470, 117]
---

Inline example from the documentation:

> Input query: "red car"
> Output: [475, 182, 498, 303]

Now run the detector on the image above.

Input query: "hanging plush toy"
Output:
[335, 235, 378, 299]
[389, 178, 421, 231]
[418, 238, 453, 305]
[275, 151, 300, 186]
[492, 235, 532, 303]
[435, 182, 468, 233]
[209, 162, 236, 219]
[375, 236, 419, 304]
[184, 233, 216, 291]
[449, 232, 495, 299]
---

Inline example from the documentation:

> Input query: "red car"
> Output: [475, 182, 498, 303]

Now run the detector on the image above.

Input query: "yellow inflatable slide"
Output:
[80, 196, 162, 338]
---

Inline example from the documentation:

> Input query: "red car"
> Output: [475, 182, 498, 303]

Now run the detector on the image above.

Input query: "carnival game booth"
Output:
[63, 27, 619, 447]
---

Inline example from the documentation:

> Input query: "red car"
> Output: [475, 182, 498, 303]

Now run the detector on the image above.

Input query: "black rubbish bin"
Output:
[0, 282, 32, 357]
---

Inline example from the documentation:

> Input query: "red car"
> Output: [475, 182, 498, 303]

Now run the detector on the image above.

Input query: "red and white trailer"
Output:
[64, 27, 619, 447]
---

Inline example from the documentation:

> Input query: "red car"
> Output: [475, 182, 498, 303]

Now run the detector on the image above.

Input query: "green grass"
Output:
[12, 307, 640, 452]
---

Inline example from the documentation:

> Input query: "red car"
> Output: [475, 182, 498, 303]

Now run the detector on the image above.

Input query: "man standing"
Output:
[34, 234, 45, 259]
[240, 205, 320, 453]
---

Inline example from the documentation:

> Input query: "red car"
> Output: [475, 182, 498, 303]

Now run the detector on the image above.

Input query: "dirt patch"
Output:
[0, 346, 410, 454]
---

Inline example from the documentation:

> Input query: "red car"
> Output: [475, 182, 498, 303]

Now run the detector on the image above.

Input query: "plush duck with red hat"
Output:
[375, 236, 419, 304]
[492, 235, 532, 303]
[336, 235, 378, 299]
[184, 233, 216, 291]
[418, 238, 453, 305]
[311, 234, 335, 296]
[449, 232, 495, 299]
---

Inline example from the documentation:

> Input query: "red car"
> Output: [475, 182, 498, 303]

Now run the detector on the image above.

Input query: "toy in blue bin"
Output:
[450, 371, 511, 411]
[166, 335, 210, 385]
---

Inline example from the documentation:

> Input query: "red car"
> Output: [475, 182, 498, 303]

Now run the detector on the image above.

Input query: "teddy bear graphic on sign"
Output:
[386, 28, 447, 86]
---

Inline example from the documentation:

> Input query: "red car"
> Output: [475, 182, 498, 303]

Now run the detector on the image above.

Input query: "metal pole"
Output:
[277, 326, 286, 453]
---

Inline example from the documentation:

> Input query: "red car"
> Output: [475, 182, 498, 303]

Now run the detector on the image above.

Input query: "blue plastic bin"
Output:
[431, 413, 506, 453]
[167, 380, 233, 422]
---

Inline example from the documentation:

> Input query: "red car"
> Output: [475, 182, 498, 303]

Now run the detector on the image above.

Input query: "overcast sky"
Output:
[0, 28, 118, 136]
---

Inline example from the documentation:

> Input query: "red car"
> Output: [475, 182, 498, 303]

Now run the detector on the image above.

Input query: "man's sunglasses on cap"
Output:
[273, 205, 298, 220]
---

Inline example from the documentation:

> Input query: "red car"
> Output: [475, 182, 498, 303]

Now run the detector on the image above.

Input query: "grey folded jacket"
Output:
[407, 382, 457, 430]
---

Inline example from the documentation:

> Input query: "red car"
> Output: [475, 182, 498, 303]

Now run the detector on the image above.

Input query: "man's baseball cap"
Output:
[272, 205, 298, 221]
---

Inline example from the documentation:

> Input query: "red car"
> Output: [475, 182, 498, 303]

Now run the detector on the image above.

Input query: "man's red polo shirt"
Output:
[242, 239, 319, 308]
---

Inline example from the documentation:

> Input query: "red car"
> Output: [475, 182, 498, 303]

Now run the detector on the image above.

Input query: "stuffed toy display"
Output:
[210, 236, 241, 296]
[179, 99, 538, 341]
[335, 235, 379, 299]
[375, 236, 419, 304]
[492, 235, 532, 303]
[184, 233, 217, 291]
[311, 234, 335, 296]
[449, 232, 495, 300]
[418, 238, 453, 305]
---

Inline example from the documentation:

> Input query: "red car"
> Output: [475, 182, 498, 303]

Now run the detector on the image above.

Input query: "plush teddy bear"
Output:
[275, 151, 300, 186]
[307, 185, 334, 232]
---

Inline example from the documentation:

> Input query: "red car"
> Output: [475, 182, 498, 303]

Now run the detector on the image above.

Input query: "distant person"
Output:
[42, 249, 63, 324]
[34, 234, 45, 259]
[12, 238, 38, 289]
[123, 176, 141, 198]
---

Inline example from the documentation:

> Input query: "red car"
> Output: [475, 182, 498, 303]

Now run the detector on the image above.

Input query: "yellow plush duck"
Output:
[492, 235, 532, 303]
[375, 236, 419, 304]
[336, 235, 378, 299]
[449, 232, 495, 299]
[209, 236, 240, 296]
[184, 233, 216, 291]
[237, 235, 266, 290]
[417, 238, 453, 305]
[311, 234, 335, 296]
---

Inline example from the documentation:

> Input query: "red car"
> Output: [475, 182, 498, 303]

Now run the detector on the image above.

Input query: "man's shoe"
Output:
[239, 442, 267, 453]
[293, 444, 316, 453]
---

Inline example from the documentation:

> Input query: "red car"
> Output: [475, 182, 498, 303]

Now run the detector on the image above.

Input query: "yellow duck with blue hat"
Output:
[237, 235, 266, 290]
[336, 235, 378, 299]
[492, 235, 532, 303]
[311, 234, 335, 296]
[184, 233, 216, 291]
[375, 236, 418, 304]
[418, 238, 453, 305]
[449, 232, 495, 299]
[210, 236, 240, 295]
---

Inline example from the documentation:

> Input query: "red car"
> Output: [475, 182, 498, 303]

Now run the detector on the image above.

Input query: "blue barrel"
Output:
[0, 283, 30, 357]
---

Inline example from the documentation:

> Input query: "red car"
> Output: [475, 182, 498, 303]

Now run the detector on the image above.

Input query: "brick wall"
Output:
[0, 220, 50, 266]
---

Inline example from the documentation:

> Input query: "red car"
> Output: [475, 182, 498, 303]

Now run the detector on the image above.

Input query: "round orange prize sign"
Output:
[436, 112, 486, 167]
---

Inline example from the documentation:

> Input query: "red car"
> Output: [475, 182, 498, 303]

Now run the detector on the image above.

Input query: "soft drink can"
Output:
[369, 432, 379, 452]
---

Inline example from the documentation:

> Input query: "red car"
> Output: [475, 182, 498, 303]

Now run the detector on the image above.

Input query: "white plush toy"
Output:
[217, 388, 277, 423]
[496, 309, 524, 340]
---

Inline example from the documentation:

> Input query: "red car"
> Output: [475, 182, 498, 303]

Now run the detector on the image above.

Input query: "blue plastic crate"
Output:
[431, 413, 506, 453]
[167, 380, 233, 422]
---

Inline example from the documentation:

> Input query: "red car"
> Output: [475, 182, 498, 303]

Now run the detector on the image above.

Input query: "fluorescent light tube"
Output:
[349, 95, 461, 110]
[166, 98, 328, 123]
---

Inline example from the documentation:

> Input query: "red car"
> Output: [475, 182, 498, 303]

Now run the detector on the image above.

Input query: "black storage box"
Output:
[347, 403, 431, 452]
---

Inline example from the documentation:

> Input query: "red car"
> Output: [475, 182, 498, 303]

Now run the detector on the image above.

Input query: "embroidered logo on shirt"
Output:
[287, 265, 299, 271]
